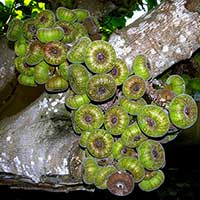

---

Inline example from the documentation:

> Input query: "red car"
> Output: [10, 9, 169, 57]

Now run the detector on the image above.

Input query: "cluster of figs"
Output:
[6, 7, 100, 91]
[6, 7, 198, 197]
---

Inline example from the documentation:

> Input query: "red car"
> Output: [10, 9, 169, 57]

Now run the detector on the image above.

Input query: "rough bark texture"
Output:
[0, 92, 91, 192]
[0, 38, 15, 92]
[109, 0, 200, 78]
[0, 0, 200, 193]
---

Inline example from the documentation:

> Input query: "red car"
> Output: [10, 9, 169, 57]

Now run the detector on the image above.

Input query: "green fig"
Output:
[6, 18, 23, 41]
[37, 27, 64, 43]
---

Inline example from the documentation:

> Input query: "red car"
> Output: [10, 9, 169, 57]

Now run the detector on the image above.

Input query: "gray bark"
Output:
[0, 37, 16, 108]
[0, 37, 16, 94]
[109, 0, 200, 78]
[0, 0, 200, 193]
[0, 92, 91, 192]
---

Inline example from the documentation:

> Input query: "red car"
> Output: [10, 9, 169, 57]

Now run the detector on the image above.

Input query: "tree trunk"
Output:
[0, 38, 16, 93]
[0, 0, 200, 193]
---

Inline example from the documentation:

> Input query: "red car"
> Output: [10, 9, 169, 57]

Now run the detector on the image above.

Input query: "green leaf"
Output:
[126, 10, 134, 18]
[0, 3, 10, 34]
[181, 74, 191, 85]
[132, 2, 142, 11]
[145, 0, 158, 11]
[24, 0, 31, 6]
[0, 2, 5, 9]
[193, 53, 200, 67]
[190, 78, 200, 92]
[110, 16, 126, 28]
[5, 0, 15, 7]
